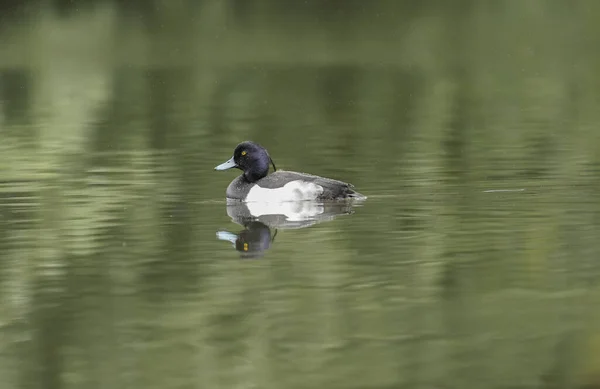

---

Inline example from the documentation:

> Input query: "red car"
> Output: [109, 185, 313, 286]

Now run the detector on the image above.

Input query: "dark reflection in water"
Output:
[0, 69, 31, 126]
[1, 2, 600, 389]
[217, 201, 358, 258]
[218, 221, 275, 259]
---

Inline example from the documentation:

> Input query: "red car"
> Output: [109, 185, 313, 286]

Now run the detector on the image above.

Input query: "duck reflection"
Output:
[216, 222, 275, 259]
[216, 200, 359, 258]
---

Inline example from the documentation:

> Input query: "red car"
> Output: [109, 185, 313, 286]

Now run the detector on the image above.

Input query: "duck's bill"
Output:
[216, 231, 237, 245]
[214, 157, 237, 171]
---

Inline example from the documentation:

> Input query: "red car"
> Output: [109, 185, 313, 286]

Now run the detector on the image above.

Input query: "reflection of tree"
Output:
[0, 69, 31, 127]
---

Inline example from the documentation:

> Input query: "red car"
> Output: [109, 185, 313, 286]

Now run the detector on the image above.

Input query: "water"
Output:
[1, 2, 600, 388]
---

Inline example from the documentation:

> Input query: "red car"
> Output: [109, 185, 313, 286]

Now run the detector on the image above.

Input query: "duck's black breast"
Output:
[225, 171, 365, 201]
[225, 176, 253, 200]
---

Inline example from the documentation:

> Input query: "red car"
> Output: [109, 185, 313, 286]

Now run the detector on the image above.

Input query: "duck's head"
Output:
[214, 141, 277, 182]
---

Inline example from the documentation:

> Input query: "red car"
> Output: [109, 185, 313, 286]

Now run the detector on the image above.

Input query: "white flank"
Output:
[245, 180, 324, 203]
[244, 181, 325, 221]
[246, 200, 325, 222]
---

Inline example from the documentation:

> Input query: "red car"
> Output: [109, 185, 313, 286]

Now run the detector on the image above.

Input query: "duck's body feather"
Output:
[226, 170, 364, 202]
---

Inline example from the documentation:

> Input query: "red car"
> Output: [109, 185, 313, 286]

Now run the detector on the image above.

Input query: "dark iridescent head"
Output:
[214, 141, 277, 182]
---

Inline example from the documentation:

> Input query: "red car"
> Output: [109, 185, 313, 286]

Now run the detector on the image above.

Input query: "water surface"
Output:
[1, 2, 600, 388]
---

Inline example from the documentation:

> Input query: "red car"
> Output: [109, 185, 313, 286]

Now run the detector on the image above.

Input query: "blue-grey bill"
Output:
[216, 231, 237, 245]
[214, 157, 237, 171]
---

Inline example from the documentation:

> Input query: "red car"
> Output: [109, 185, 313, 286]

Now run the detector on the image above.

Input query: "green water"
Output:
[1, 2, 600, 388]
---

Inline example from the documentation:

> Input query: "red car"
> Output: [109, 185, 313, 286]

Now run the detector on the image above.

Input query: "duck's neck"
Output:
[244, 169, 268, 183]
[243, 159, 270, 183]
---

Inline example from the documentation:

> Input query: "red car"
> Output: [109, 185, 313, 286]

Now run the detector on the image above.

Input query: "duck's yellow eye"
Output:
[241, 151, 247, 156]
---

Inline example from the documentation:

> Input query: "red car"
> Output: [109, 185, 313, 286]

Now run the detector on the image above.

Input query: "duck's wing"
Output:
[259, 171, 365, 200]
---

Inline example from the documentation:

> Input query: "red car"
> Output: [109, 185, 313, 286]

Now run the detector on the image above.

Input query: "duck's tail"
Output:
[347, 190, 367, 201]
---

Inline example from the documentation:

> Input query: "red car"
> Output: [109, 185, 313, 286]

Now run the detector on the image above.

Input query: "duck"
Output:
[214, 141, 366, 202]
